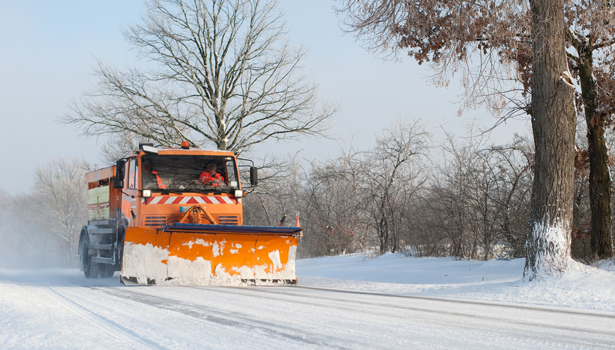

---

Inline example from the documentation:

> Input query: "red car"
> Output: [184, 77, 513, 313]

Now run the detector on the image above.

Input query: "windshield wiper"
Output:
[186, 188, 230, 195]
[160, 190, 184, 195]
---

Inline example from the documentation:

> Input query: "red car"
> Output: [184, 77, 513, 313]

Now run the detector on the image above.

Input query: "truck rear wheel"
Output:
[81, 234, 100, 279]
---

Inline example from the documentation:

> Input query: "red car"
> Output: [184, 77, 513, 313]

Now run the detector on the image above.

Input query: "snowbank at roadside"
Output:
[296, 253, 615, 313]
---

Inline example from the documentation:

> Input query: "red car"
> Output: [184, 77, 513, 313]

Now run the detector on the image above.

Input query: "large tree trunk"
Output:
[577, 49, 614, 259]
[524, 0, 577, 280]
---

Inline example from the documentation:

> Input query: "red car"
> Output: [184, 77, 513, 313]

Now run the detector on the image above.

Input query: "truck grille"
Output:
[144, 215, 167, 227]
[217, 215, 239, 225]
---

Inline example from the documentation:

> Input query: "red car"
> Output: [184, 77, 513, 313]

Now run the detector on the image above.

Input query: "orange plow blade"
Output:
[121, 224, 301, 285]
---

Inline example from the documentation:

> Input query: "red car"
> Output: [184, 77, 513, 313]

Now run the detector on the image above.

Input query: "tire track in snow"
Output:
[295, 285, 615, 319]
[92, 287, 354, 350]
[45, 287, 165, 350]
[201, 286, 615, 348]
[214, 285, 615, 332]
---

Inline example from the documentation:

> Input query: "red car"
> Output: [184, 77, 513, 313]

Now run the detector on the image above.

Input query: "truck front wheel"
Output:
[99, 264, 115, 278]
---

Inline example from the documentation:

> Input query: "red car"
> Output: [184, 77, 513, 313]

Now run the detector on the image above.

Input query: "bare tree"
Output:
[479, 137, 534, 259]
[63, 0, 336, 153]
[362, 119, 430, 254]
[423, 131, 496, 260]
[33, 158, 89, 267]
[300, 149, 371, 256]
[440, 132, 496, 260]
[245, 149, 371, 257]
[409, 133, 533, 260]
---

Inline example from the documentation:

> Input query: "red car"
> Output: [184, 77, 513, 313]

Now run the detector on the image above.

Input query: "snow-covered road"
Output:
[2, 269, 614, 349]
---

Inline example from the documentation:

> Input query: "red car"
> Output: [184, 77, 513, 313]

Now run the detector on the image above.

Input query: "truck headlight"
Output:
[234, 190, 244, 198]
[142, 190, 152, 198]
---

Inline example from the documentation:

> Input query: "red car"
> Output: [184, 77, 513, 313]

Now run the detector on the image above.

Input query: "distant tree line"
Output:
[0, 158, 88, 268]
[245, 119, 615, 262]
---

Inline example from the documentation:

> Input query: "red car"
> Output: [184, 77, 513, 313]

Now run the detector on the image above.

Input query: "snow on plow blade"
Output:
[121, 224, 300, 286]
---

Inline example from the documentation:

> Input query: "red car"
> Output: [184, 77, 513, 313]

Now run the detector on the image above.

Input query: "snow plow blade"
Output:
[121, 224, 301, 286]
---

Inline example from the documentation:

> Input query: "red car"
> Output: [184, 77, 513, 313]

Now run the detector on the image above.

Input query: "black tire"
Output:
[117, 226, 126, 267]
[99, 264, 115, 278]
[81, 234, 100, 279]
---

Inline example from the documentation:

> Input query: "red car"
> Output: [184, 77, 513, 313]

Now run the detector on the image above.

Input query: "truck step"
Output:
[91, 244, 113, 250]
[89, 228, 115, 235]
[91, 257, 114, 265]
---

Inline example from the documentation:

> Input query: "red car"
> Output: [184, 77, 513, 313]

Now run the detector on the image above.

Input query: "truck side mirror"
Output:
[250, 167, 258, 186]
[113, 159, 126, 189]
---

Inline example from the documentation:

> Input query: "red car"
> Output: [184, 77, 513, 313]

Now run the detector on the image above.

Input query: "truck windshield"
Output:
[141, 155, 239, 193]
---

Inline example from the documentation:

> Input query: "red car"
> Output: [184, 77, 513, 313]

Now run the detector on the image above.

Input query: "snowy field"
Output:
[297, 253, 615, 313]
[1, 254, 614, 349]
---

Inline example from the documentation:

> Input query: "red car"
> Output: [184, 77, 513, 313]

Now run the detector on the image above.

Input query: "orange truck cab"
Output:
[79, 143, 301, 285]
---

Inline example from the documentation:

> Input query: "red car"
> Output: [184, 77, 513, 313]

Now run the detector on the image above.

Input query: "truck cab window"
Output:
[128, 160, 137, 189]
[141, 155, 239, 193]
[226, 160, 238, 188]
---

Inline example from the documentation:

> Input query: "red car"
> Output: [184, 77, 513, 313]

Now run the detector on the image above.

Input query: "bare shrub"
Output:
[33, 157, 89, 267]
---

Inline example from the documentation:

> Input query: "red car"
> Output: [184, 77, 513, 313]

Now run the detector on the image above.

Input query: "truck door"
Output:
[121, 159, 139, 226]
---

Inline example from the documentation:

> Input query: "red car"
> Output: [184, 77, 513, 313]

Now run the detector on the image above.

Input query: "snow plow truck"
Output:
[78, 142, 301, 285]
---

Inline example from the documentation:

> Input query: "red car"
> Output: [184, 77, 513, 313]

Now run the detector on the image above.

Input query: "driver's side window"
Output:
[128, 160, 138, 189]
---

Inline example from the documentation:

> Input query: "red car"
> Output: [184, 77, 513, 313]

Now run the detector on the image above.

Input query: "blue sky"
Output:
[0, 0, 528, 194]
